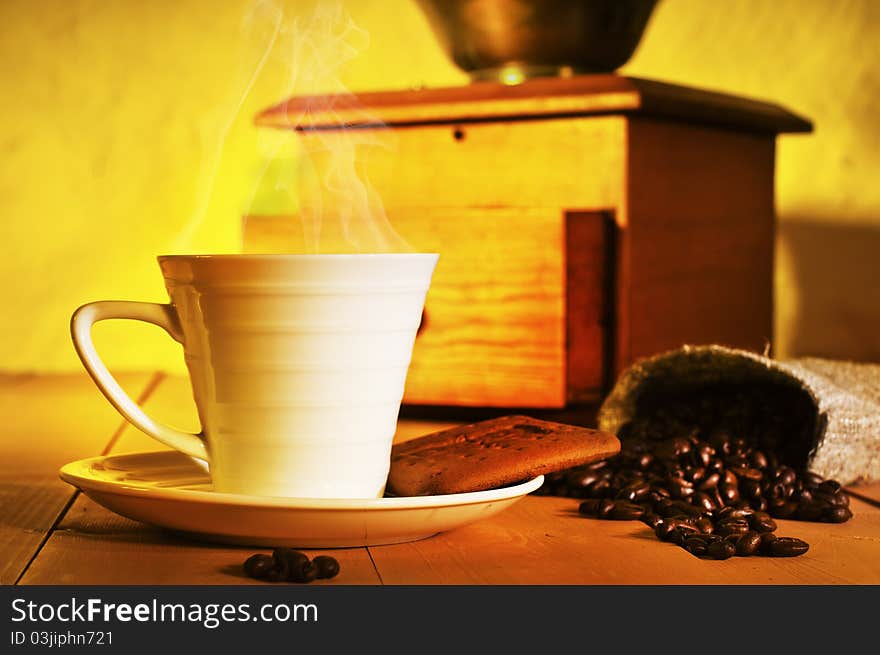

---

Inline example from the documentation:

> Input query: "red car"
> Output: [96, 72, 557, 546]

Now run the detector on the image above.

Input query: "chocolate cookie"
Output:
[387, 415, 620, 496]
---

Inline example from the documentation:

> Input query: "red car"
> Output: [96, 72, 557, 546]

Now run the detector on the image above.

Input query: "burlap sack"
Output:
[598, 345, 880, 485]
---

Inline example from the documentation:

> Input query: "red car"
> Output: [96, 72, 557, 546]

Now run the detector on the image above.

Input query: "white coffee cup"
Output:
[71, 254, 438, 498]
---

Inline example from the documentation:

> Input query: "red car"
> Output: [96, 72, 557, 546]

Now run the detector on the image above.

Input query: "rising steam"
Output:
[268, 1, 411, 253]
[176, 0, 411, 254]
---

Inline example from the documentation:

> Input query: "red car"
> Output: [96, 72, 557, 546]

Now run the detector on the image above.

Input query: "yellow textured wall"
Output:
[626, 0, 880, 363]
[1, 0, 878, 374]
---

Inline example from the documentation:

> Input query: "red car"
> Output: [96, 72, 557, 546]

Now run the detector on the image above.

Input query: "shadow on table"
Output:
[557, 505, 658, 540]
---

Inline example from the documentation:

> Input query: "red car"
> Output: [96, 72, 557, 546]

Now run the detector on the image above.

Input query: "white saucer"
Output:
[59, 451, 543, 548]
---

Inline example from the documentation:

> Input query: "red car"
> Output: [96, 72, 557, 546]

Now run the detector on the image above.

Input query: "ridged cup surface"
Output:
[158, 254, 438, 498]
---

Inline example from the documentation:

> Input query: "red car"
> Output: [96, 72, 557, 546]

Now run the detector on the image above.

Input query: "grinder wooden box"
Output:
[249, 75, 811, 409]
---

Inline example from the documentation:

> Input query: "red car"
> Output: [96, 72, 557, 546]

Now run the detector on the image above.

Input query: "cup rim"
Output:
[157, 253, 439, 262]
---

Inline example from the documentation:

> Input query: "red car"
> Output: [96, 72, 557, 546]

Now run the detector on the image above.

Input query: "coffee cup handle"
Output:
[70, 301, 208, 462]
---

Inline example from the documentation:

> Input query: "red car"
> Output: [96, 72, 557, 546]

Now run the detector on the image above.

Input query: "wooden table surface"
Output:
[4, 373, 880, 585]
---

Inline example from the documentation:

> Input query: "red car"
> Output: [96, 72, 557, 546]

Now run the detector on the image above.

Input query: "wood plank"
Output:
[20, 494, 381, 585]
[21, 375, 382, 585]
[0, 372, 153, 584]
[256, 75, 811, 134]
[368, 494, 880, 584]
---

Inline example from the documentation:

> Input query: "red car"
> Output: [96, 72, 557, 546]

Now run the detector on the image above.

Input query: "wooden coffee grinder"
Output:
[246, 74, 811, 410]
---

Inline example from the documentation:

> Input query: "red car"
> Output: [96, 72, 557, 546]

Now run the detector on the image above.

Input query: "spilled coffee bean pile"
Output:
[536, 385, 853, 559]
[243, 548, 340, 583]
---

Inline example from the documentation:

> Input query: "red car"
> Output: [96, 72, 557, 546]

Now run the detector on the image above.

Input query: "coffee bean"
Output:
[642, 512, 663, 529]
[578, 499, 602, 516]
[243, 554, 274, 579]
[655, 521, 677, 542]
[768, 482, 789, 500]
[289, 560, 319, 583]
[668, 528, 687, 546]
[740, 479, 762, 499]
[662, 503, 699, 519]
[769, 500, 798, 519]
[719, 483, 740, 504]
[816, 491, 849, 508]
[697, 445, 715, 467]
[655, 437, 691, 460]
[566, 470, 600, 489]
[675, 501, 706, 518]
[257, 548, 322, 584]
[274, 548, 309, 571]
[694, 492, 716, 513]
[685, 536, 709, 557]
[767, 536, 810, 557]
[795, 501, 825, 522]
[312, 555, 340, 579]
[708, 540, 736, 560]
[823, 507, 853, 523]
[651, 486, 672, 499]
[750, 451, 769, 469]
[674, 523, 700, 536]
[796, 487, 813, 502]
[759, 532, 778, 554]
[722, 470, 739, 487]
[818, 480, 842, 495]
[660, 517, 692, 531]
[695, 517, 715, 535]
[732, 467, 763, 482]
[716, 519, 750, 537]
[264, 559, 290, 582]
[667, 476, 694, 500]
[748, 511, 777, 533]
[802, 471, 824, 488]
[735, 531, 762, 556]
[617, 482, 651, 503]
[697, 472, 721, 490]
[597, 499, 615, 518]
[717, 506, 754, 520]
[776, 467, 797, 486]
[609, 501, 645, 520]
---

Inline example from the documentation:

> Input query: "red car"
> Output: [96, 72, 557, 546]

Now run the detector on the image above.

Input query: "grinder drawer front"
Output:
[242, 208, 609, 408]
[393, 206, 568, 407]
